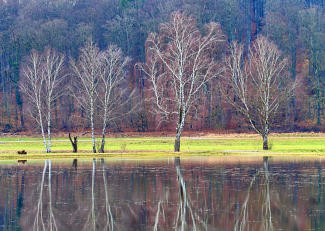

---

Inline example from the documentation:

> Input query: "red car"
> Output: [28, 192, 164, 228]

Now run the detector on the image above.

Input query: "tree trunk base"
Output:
[263, 136, 268, 150]
[69, 133, 78, 153]
[174, 137, 180, 152]
[99, 146, 104, 153]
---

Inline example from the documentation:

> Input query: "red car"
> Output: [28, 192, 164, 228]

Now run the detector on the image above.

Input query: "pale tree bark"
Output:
[221, 36, 296, 150]
[20, 49, 65, 153]
[20, 51, 48, 152]
[72, 40, 135, 153]
[142, 11, 224, 152]
[71, 40, 101, 153]
[98, 45, 131, 153]
[42, 47, 65, 153]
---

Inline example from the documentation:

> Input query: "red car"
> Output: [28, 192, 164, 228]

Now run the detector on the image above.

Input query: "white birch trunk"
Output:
[38, 107, 49, 153]
[143, 12, 223, 152]
[174, 108, 186, 152]
[100, 107, 108, 153]
[47, 99, 52, 153]
[90, 97, 96, 153]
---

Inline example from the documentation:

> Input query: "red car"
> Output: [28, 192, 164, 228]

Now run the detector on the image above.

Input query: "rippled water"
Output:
[0, 156, 325, 230]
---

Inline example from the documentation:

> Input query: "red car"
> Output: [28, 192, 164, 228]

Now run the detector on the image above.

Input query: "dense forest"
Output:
[0, 0, 325, 134]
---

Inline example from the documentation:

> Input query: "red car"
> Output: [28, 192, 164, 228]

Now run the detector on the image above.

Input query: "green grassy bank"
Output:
[0, 134, 325, 160]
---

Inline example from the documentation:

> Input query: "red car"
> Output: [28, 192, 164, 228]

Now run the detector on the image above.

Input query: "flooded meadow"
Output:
[0, 156, 324, 230]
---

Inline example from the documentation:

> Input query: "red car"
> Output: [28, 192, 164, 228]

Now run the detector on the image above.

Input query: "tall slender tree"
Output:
[71, 40, 132, 153]
[142, 11, 224, 152]
[221, 36, 295, 150]
[98, 45, 131, 153]
[20, 47, 65, 153]
[71, 40, 101, 153]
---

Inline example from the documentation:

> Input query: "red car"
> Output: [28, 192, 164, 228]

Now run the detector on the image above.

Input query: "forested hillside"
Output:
[0, 0, 325, 133]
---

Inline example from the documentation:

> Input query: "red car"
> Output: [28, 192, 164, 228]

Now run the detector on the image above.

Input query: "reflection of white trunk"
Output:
[102, 160, 114, 230]
[92, 159, 96, 230]
[85, 159, 97, 231]
[154, 200, 163, 231]
[262, 158, 273, 231]
[234, 157, 273, 231]
[174, 159, 206, 231]
[34, 160, 47, 231]
[48, 160, 58, 231]
[234, 171, 258, 231]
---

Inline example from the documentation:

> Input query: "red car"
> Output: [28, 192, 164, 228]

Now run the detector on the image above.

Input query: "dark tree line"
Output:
[0, 0, 325, 134]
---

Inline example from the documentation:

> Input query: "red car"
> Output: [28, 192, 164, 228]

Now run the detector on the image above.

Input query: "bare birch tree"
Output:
[71, 40, 132, 153]
[20, 48, 65, 153]
[20, 51, 47, 151]
[98, 45, 131, 153]
[71, 40, 101, 153]
[43, 48, 66, 152]
[221, 36, 295, 150]
[142, 11, 224, 152]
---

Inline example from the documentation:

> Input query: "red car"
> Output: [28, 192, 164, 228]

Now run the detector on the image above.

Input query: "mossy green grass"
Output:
[0, 134, 325, 160]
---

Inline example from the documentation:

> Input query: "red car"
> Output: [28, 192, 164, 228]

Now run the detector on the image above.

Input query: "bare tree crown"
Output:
[143, 11, 224, 119]
[222, 35, 296, 139]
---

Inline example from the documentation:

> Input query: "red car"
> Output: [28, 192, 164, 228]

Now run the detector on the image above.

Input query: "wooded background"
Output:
[0, 0, 324, 133]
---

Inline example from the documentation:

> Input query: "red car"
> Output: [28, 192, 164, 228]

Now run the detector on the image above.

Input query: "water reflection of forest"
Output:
[0, 157, 325, 230]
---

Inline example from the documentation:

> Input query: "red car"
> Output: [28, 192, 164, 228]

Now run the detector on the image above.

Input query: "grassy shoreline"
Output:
[1, 133, 325, 160]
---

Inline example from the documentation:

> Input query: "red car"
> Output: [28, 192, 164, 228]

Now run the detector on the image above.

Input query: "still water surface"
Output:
[0, 156, 325, 230]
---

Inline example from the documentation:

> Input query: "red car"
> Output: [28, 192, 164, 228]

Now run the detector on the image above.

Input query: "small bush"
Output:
[121, 143, 127, 152]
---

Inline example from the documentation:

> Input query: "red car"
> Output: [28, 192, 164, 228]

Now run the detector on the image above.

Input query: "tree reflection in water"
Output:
[84, 159, 96, 231]
[2, 157, 325, 230]
[102, 159, 114, 231]
[33, 160, 58, 231]
[174, 157, 208, 231]
[33, 160, 47, 231]
[84, 159, 115, 231]
[261, 157, 273, 231]
[234, 157, 273, 231]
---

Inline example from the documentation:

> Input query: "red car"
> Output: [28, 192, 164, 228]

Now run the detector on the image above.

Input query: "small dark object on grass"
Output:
[17, 150, 27, 155]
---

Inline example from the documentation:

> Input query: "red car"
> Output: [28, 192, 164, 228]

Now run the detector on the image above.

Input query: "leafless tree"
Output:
[71, 40, 101, 153]
[20, 48, 65, 153]
[142, 11, 224, 152]
[43, 48, 66, 152]
[221, 36, 295, 150]
[98, 45, 131, 153]
[71, 40, 133, 153]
